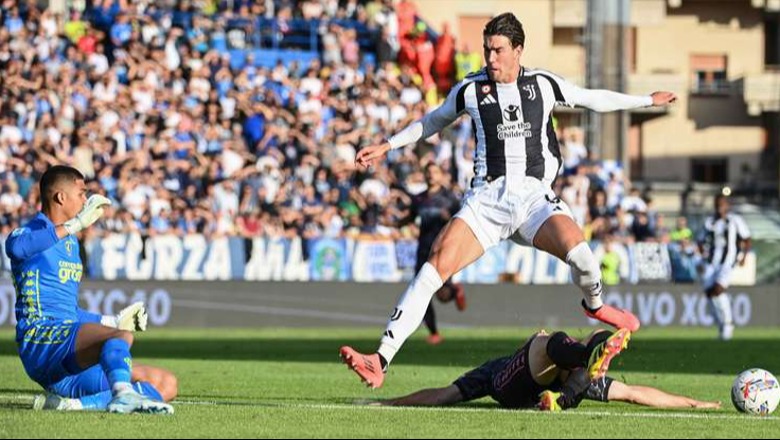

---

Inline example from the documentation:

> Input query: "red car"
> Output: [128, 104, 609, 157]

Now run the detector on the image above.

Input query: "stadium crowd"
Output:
[0, 0, 690, 257]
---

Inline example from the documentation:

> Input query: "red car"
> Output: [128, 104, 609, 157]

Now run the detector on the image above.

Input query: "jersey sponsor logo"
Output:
[523, 84, 537, 101]
[11, 227, 27, 237]
[58, 261, 83, 284]
[503, 105, 521, 122]
[497, 121, 532, 140]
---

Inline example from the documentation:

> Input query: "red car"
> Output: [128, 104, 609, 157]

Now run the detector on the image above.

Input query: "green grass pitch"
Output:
[1, 327, 779, 438]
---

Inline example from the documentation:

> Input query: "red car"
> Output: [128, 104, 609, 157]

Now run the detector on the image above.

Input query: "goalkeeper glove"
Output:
[101, 302, 148, 332]
[63, 195, 111, 235]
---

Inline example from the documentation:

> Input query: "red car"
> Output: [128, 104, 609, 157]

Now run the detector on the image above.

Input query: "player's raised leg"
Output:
[340, 218, 484, 388]
[533, 216, 640, 331]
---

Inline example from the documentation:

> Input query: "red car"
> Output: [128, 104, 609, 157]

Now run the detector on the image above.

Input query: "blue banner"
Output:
[351, 240, 402, 282]
[83, 234, 756, 285]
[88, 234, 246, 280]
[395, 240, 418, 270]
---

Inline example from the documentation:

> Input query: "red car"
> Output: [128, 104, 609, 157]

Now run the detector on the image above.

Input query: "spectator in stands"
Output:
[631, 211, 656, 243]
[455, 42, 481, 81]
[670, 217, 693, 244]
[0, 0, 658, 258]
[600, 236, 622, 286]
[562, 127, 587, 176]
[433, 22, 455, 93]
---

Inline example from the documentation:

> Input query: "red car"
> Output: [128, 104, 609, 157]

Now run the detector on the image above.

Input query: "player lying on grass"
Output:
[377, 329, 721, 411]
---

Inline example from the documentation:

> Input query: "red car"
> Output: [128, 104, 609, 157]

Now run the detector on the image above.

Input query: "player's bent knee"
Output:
[566, 242, 601, 288]
[114, 329, 134, 346]
[427, 253, 454, 281]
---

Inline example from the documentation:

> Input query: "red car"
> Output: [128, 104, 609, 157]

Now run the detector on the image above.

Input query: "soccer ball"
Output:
[731, 369, 780, 416]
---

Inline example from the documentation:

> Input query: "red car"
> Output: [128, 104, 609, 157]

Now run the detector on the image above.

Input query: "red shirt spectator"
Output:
[434, 23, 456, 92]
[77, 32, 98, 55]
[396, 0, 417, 41]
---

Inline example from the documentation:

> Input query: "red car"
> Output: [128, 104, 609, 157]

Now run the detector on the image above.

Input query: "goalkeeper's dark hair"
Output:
[40, 165, 84, 208]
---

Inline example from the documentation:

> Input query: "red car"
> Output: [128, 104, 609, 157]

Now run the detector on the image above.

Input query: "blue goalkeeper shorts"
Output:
[17, 320, 84, 389]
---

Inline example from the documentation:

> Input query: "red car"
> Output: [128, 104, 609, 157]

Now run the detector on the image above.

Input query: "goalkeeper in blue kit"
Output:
[6, 165, 177, 414]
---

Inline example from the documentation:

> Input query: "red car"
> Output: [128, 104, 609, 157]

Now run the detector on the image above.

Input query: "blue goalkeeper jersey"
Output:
[5, 213, 97, 341]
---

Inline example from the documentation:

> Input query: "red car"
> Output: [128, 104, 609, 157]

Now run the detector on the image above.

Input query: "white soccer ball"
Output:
[731, 369, 780, 416]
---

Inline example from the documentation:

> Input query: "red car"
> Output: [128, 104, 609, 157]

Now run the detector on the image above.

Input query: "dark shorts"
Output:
[454, 336, 547, 409]
[489, 336, 549, 409]
[454, 337, 615, 410]
[584, 376, 614, 403]
[453, 357, 509, 402]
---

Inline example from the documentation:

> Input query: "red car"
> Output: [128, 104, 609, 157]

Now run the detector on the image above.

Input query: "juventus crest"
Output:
[523, 84, 537, 101]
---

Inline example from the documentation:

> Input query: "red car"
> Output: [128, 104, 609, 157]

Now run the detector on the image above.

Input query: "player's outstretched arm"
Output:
[570, 88, 676, 112]
[355, 79, 469, 170]
[608, 381, 721, 409]
[543, 70, 677, 112]
[355, 142, 393, 170]
[7, 195, 113, 260]
[382, 385, 464, 407]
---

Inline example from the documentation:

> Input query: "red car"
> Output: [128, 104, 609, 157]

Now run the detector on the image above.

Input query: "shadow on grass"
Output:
[3, 336, 776, 375]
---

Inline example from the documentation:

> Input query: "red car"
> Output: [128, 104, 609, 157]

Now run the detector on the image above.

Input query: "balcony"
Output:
[744, 71, 780, 115]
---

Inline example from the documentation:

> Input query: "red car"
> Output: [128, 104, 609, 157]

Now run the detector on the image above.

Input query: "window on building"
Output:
[690, 54, 729, 95]
[691, 158, 728, 183]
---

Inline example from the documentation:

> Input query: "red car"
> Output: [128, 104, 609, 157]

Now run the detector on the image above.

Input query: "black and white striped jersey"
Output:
[388, 67, 652, 190]
[700, 213, 751, 267]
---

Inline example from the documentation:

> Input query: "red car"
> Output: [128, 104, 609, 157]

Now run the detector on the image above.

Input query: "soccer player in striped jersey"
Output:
[698, 194, 752, 340]
[341, 12, 677, 388]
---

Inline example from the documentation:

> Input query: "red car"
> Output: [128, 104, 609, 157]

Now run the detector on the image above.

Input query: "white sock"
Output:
[715, 293, 733, 326]
[707, 294, 733, 328]
[377, 262, 443, 365]
[566, 242, 604, 310]
[112, 382, 133, 395]
[69, 398, 84, 411]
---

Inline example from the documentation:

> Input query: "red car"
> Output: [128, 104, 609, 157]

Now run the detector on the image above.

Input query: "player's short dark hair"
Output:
[40, 165, 84, 205]
[484, 13, 525, 48]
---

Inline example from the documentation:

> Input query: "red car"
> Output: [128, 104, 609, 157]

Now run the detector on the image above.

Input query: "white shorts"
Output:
[702, 264, 733, 290]
[454, 176, 574, 251]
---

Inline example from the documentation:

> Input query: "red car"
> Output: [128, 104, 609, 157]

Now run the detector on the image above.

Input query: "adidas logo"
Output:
[364, 357, 375, 373]
[480, 94, 498, 106]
